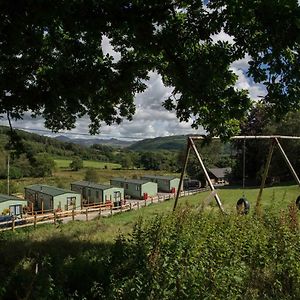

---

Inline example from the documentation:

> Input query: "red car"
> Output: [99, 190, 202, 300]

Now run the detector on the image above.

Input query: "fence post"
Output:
[151, 197, 153, 204]
[86, 208, 88, 221]
[130, 203, 132, 210]
[34, 212, 37, 228]
[144, 199, 146, 207]
[53, 212, 56, 225]
[110, 204, 113, 216]
[137, 201, 140, 209]
[72, 209, 75, 221]
[99, 207, 101, 217]
[11, 216, 15, 231]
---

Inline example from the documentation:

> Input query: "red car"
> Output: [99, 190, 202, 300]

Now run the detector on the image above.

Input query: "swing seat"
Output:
[296, 196, 300, 209]
[236, 197, 250, 215]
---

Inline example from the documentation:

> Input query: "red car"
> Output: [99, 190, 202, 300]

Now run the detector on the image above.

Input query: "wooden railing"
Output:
[0, 187, 209, 231]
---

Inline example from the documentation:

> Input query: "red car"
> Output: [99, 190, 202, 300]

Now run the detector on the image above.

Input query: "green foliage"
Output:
[1, 2, 300, 137]
[0, 181, 18, 194]
[70, 157, 83, 171]
[84, 169, 100, 183]
[128, 136, 187, 152]
[2, 206, 300, 299]
[139, 151, 178, 171]
[32, 153, 56, 177]
[233, 108, 300, 184]
[179, 140, 232, 182]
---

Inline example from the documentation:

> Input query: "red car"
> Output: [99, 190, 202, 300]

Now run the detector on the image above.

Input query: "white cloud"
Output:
[231, 55, 266, 100]
[211, 30, 235, 44]
[101, 35, 121, 62]
[0, 71, 205, 140]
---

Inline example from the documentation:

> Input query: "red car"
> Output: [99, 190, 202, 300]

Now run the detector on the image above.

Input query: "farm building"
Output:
[141, 175, 181, 193]
[70, 181, 124, 205]
[25, 184, 81, 213]
[208, 167, 232, 185]
[0, 194, 27, 216]
[110, 178, 158, 199]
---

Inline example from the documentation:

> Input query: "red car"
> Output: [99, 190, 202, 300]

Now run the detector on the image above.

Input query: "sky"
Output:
[0, 27, 266, 141]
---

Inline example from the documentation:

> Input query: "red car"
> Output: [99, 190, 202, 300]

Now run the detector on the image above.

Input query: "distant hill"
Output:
[128, 135, 188, 151]
[0, 126, 118, 161]
[54, 135, 133, 148]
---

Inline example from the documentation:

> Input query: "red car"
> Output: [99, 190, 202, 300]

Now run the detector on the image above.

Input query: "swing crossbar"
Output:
[191, 135, 300, 140]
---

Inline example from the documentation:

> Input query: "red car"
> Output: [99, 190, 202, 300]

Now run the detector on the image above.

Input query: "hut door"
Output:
[9, 205, 22, 216]
[114, 192, 121, 202]
[67, 197, 76, 211]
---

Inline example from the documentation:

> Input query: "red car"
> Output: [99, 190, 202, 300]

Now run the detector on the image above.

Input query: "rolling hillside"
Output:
[0, 126, 116, 161]
[128, 135, 188, 151]
[54, 135, 133, 148]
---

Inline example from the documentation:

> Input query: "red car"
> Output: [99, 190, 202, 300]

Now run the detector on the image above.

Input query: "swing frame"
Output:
[173, 135, 300, 213]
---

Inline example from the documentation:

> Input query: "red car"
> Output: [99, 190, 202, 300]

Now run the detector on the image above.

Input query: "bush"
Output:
[1, 208, 300, 299]
[70, 157, 83, 171]
[32, 153, 55, 177]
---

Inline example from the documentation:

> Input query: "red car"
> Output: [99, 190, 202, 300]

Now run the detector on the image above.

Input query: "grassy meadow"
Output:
[1, 162, 178, 194]
[2, 184, 300, 241]
[54, 158, 121, 169]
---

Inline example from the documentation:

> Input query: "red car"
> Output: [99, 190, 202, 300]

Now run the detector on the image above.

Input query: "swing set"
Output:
[173, 135, 300, 214]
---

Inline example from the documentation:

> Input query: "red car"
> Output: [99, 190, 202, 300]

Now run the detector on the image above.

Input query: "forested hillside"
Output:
[128, 135, 187, 151]
[0, 126, 116, 160]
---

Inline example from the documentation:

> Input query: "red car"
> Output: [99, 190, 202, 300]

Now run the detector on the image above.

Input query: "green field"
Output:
[5, 184, 300, 241]
[1, 185, 300, 299]
[1, 168, 179, 194]
[54, 158, 121, 169]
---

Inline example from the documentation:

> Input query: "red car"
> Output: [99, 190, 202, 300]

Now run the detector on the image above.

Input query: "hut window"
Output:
[96, 191, 99, 199]
[125, 184, 128, 189]
[88, 189, 91, 197]
[136, 185, 140, 191]
[67, 197, 76, 205]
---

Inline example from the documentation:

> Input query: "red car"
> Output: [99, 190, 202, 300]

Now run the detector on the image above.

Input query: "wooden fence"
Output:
[0, 187, 209, 232]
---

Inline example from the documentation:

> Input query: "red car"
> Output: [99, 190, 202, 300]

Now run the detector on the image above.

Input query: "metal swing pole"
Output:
[189, 138, 225, 213]
[173, 138, 191, 211]
[255, 139, 275, 212]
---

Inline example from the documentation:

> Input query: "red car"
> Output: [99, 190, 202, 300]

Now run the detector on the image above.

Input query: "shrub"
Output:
[70, 157, 83, 171]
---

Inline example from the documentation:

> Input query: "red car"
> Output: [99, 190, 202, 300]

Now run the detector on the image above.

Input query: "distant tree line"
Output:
[2, 108, 300, 184]
[182, 108, 300, 186]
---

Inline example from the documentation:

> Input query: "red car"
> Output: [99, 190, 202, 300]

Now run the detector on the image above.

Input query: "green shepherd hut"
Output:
[141, 175, 181, 193]
[0, 194, 27, 216]
[25, 184, 81, 213]
[110, 178, 158, 199]
[71, 181, 124, 206]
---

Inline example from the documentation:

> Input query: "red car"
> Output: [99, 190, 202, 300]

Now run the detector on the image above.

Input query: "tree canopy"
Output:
[1, 0, 300, 138]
